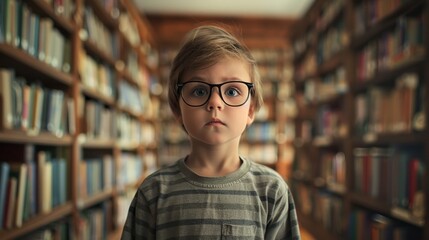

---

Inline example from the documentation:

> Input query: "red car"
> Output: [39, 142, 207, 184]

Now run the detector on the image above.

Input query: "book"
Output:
[10, 163, 27, 227]
[37, 151, 46, 213]
[0, 162, 10, 229]
[4, 177, 17, 229]
[11, 76, 25, 129]
[0, 68, 14, 129]
[0, 0, 4, 42]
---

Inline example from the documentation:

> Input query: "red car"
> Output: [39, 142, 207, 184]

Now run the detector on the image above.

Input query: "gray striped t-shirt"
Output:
[121, 157, 301, 240]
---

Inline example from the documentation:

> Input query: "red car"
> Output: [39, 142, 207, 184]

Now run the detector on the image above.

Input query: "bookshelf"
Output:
[0, 0, 159, 239]
[291, 0, 428, 239]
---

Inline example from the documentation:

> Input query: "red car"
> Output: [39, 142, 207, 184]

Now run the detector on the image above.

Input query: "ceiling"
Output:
[133, 0, 315, 19]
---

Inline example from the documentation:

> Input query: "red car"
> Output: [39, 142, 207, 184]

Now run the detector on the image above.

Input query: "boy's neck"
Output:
[185, 149, 242, 177]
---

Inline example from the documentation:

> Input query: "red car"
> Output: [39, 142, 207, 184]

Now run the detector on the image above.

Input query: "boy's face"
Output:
[177, 57, 255, 146]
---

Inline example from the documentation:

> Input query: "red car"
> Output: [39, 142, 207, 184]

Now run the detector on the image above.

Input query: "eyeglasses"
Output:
[177, 81, 254, 107]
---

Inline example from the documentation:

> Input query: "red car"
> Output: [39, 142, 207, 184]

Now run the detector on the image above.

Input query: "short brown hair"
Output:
[168, 25, 263, 117]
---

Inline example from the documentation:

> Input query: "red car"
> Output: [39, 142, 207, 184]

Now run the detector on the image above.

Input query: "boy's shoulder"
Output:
[139, 160, 182, 188]
[247, 159, 283, 180]
[245, 159, 290, 191]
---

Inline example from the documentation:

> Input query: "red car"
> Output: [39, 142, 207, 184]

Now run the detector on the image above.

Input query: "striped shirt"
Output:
[121, 158, 301, 240]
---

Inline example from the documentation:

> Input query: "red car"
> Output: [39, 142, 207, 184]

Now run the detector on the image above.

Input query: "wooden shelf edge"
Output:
[0, 44, 73, 86]
[77, 189, 114, 210]
[0, 203, 73, 240]
[0, 131, 73, 146]
[29, 0, 76, 33]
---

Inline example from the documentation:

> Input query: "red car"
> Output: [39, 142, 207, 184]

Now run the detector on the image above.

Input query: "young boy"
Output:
[121, 25, 301, 240]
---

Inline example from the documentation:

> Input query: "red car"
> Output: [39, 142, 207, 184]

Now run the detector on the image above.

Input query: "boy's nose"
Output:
[206, 88, 224, 110]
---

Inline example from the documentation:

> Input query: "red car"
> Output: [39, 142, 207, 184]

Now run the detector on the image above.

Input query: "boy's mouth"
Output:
[206, 118, 226, 126]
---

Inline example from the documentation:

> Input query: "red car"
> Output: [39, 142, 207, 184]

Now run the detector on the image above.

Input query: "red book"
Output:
[408, 158, 419, 209]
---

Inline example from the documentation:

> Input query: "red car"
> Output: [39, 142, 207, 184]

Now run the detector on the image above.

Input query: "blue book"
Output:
[58, 158, 67, 204]
[0, 162, 10, 229]
[0, 0, 5, 42]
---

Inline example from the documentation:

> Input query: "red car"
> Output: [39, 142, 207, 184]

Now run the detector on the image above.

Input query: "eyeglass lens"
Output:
[180, 81, 251, 107]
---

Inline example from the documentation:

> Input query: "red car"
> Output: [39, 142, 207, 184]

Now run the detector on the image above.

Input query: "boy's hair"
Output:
[168, 25, 264, 117]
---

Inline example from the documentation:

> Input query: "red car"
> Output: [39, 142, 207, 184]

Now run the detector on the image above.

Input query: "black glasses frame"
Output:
[176, 81, 254, 107]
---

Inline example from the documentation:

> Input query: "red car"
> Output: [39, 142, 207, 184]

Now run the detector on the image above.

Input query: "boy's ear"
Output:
[247, 104, 256, 126]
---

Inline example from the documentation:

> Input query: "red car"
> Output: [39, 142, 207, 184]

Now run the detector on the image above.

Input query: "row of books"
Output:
[78, 201, 112, 240]
[251, 48, 284, 65]
[117, 80, 145, 115]
[115, 113, 156, 147]
[316, 19, 346, 64]
[319, 151, 346, 193]
[356, 14, 425, 82]
[304, 67, 347, 103]
[19, 218, 73, 240]
[83, 99, 115, 141]
[353, 146, 425, 218]
[0, 148, 68, 230]
[258, 64, 283, 81]
[159, 121, 188, 144]
[119, 12, 140, 47]
[244, 122, 277, 142]
[239, 142, 278, 165]
[158, 143, 190, 167]
[312, 191, 345, 235]
[83, 7, 119, 59]
[116, 153, 144, 188]
[292, 183, 345, 235]
[78, 155, 115, 199]
[0, 68, 74, 136]
[314, 105, 345, 139]
[0, 0, 72, 73]
[354, 0, 417, 35]
[348, 208, 422, 240]
[354, 73, 424, 135]
[315, 0, 344, 32]
[296, 120, 313, 143]
[117, 190, 134, 227]
[125, 48, 139, 79]
[295, 51, 317, 81]
[254, 99, 275, 121]
[79, 51, 116, 99]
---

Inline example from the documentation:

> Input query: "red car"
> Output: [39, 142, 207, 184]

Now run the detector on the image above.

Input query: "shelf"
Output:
[83, 40, 118, 67]
[351, 0, 425, 48]
[77, 189, 114, 210]
[351, 193, 425, 227]
[0, 203, 73, 240]
[0, 130, 73, 146]
[352, 55, 426, 92]
[86, 0, 119, 30]
[317, 49, 345, 76]
[0, 44, 73, 87]
[353, 132, 426, 146]
[80, 136, 116, 149]
[81, 84, 116, 106]
[29, 0, 76, 34]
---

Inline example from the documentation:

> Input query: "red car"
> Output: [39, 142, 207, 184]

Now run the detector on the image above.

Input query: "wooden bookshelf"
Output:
[291, 0, 429, 239]
[0, 0, 159, 239]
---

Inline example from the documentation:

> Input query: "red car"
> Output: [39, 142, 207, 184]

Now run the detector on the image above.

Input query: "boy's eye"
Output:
[191, 87, 209, 97]
[224, 87, 240, 97]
